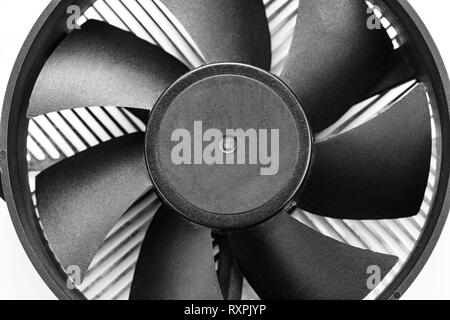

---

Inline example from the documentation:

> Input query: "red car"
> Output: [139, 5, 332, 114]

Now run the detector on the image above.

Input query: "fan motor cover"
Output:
[146, 63, 312, 229]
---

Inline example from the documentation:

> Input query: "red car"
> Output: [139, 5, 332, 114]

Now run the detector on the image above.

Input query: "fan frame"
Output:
[1, 0, 449, 300]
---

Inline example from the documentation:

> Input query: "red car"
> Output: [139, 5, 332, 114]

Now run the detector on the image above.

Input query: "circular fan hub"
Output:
[145, 63, 311, 229]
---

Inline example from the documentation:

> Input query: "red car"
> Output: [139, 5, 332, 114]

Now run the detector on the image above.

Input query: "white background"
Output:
[0, 0, 449, 300]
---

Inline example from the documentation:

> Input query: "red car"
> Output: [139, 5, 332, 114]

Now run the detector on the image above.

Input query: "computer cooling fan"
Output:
[1, 0, 450, 300]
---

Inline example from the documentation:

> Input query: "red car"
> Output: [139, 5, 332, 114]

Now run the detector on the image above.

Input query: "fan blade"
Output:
[281, 0, 396, 132]
[217, 235, 243, 300]
[159, 0, 271, 70]
[130, 205, 222, 300]
[36, 133, 151, 277]
[229, 213, 398, 300]
[364, 51, 415, 100]
[28, 20, 188, 118]
[297, 83, 431, 219]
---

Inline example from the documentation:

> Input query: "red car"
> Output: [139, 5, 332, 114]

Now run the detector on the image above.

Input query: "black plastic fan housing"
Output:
[1, 0, 450, 300]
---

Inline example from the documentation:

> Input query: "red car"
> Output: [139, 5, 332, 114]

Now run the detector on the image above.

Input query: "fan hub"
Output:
[220, 136, 237, 154]
[145, 63, 312, 229]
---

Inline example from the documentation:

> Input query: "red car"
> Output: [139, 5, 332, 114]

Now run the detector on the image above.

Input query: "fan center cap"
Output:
[145, 63, 311, 229]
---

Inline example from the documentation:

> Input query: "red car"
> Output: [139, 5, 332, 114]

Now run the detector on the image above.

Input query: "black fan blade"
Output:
[364, 51, 415, 100]
[36, 133, 151, 277]
[297, 83, 431, 219]
[281, 0, 396, 132]
[28, 20, 188, 118]
[159, 0, 271, 70]
[130, 205, 222, 300]
[229, 213, 398, 300]
[216, 236, 243, 300]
